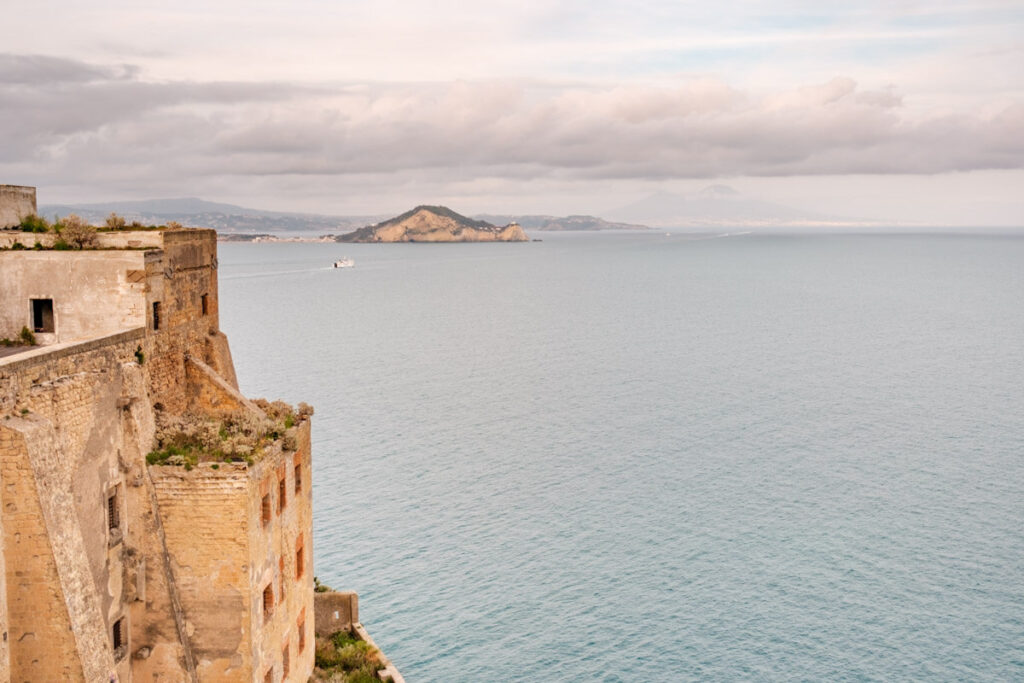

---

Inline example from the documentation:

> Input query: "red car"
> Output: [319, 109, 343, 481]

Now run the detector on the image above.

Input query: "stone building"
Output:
[0, 192, 394, 681]
[0, 186, 35, 230]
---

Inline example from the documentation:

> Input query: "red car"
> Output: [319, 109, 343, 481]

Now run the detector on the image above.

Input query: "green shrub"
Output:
[135, 346, 145, 364]
[11, 242, 25, 250]
[19, 214, 50, 233]
[20, 327, 36, 346]
[53, 238, 72, 250]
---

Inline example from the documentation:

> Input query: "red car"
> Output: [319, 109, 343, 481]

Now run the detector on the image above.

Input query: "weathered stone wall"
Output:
[0, 330, 151, 682]
[0, 185, 36, 229]
[0, 250, 148, 343]
[248, 420, 315, 683]
[0, 229, 166, 250]
[0, 228, 324, 683]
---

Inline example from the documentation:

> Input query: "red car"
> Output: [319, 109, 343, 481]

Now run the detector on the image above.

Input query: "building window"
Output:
[112, 617, 126, 660]
[152, 301, 161, 330]
[296, 537, 304, 578]
[282, 642, 290, 678]
[108, 489, 120, 532]
[279, 474, 287, 512]
[294, 463, 302, 495]
[263, 584, 274, 622]
[262, 494, 271, 526]
[298, 613, 306, 652]
[279, 556, 286, 604]
[201, 293, 209, 316]
[31, 298, 54, 333]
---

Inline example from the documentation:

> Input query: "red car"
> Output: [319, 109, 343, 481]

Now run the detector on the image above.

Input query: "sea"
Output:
[218, 231, 1024, 681]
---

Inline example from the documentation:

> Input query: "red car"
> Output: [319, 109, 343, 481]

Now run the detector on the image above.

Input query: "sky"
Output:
[2, 1, 1023, 225]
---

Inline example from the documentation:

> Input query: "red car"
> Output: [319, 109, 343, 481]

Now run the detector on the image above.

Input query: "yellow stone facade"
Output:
[0, 228, 315, 682]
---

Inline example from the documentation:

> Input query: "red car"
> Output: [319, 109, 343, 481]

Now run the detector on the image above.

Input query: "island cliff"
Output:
[337, 205, 528, 243]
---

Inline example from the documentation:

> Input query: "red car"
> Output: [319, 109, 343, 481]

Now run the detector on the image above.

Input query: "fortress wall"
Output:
[0, 185, 36, 229]
[150, 465, 253, 681]
[0, 330, 152, 682]
[0, 229, 167, 249]
[0, 330, 191, 682]
[148, 418, 314, 683]
[249, 420, 315, 683]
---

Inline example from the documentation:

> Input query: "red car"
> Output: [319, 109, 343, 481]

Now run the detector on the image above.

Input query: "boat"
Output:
[333, 258, 354, 268]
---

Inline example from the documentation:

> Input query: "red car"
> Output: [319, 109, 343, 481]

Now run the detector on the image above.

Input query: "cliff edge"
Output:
[337, 205, 528, 243]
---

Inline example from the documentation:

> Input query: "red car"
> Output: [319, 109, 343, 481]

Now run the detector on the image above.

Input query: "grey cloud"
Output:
[0, 54, 136, 84]
[2, 59, 1022, 194]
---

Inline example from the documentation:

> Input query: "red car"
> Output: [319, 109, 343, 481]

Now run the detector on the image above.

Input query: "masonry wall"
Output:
[0, 250, 147, 343]
[0, 229, 319, 683]
[150, 421, 314, 683]
[0, 185, 36, 229]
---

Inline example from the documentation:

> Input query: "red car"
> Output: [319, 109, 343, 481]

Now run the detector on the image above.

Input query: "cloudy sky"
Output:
[2, 1, 1023, 225]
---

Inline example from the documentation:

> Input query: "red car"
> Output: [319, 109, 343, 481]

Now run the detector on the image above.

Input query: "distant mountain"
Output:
[338, 205, 528, 243]
[475, 214, 649, 231]
[39, 197, 384, 233]
[607, 185, 875, 228]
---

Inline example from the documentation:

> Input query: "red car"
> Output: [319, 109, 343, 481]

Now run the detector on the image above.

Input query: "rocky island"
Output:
[337, 205, 528, 242]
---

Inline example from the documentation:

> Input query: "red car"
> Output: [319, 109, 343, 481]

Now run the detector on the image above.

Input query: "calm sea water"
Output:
[218, 232, 1024, 681]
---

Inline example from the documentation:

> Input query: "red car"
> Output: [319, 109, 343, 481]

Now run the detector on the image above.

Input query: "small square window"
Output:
[201, 293, 209, 316]
[279, 475, 287, 512]
[298, 614, 306, 652]
[294, 463, 302, 495]
[262, 494, 271, 526]
[295, 538, 305, 579]
[152, 301, 161, 331]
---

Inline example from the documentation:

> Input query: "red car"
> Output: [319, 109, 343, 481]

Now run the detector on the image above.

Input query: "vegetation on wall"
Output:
[0, 327, 37, 347]
[312, 630, 392, 683]
[146, 400, 313, 468]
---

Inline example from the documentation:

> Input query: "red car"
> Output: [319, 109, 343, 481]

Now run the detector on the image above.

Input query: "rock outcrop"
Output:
[337, 205, 528, 243]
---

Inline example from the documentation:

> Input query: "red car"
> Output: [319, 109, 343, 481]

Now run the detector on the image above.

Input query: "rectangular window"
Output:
[107, 489, 120, 532]
[262, 494, 271, 526]
[282, 643, 290, 678]
[279, 474, 287, 512]
[263, 584, 274, 622]
[279, 556, 286, 603]
[31, 298, 54, 333]
[201, 293, 209, 316]
[112, 617, 124, 650]
[296, 536, 304, 579]
[298, 613, 306, 652]
[294, 463, 302, 495]
[152, 301, 161, 330]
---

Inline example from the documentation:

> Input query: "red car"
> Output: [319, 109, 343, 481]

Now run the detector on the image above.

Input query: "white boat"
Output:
[333, 258, 354, 268]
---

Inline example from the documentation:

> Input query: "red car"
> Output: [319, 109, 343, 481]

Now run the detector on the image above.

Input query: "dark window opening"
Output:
[282, 643, 290, 677]
[152, 301, 161, 331]
[279, 476, 287, 512]
[263, 584, 274, 622]
[112, 617, 126, 659]
[31, 298, 54, 333]
[262, 494, 271, 526]
[296, 539, 305, 579]
[294, 463, 302, 495]
[201, 293, 209, 316]
[279, 556, 286, 603]
[298, 616, 306, 652]
[107, 490, 120, 531]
